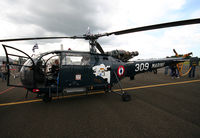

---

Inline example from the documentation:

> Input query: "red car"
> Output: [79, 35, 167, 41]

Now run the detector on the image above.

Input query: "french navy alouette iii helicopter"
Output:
[1, 18, 200, 102]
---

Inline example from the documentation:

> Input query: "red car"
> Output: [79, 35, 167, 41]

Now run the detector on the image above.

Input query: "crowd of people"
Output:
[164, 57, 199, 78]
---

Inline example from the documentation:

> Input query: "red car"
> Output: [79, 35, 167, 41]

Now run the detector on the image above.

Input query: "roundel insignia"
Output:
[117, 65, 125, 77]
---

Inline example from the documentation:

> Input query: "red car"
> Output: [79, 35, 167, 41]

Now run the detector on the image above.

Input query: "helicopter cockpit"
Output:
[2, 43, 92, 90]
[22, 50, 92, 89]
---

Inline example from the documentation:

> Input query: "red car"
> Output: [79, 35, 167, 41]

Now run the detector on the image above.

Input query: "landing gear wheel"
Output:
[43, 94, 52, 103]
[104, 87, 111, 94]
[122, 94, 131, 102]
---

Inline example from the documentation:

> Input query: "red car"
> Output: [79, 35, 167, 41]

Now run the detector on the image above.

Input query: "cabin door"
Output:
[2, 44, 35, 87]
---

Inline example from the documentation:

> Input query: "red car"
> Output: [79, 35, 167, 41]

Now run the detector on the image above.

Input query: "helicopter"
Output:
[1, 18, 200, 102]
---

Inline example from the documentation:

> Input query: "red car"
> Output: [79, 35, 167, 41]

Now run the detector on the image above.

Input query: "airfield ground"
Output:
[0, 67, 200, 138]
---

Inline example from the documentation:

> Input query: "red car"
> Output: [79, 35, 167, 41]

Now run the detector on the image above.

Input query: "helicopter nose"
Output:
[20, 66, 35, 88]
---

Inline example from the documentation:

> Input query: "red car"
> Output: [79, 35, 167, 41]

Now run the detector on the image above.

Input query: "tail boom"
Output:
[125, 57, 184, 77]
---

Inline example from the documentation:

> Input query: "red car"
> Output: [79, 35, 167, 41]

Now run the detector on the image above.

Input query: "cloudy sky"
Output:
[0, 0, 200, 60]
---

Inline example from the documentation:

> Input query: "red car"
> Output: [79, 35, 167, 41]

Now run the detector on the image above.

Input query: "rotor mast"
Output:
[84, 34, 100, 54]
[89, 39, 97, 53]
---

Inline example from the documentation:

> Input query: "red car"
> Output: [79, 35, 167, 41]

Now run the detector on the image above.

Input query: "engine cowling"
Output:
[106, 50, 139, 62]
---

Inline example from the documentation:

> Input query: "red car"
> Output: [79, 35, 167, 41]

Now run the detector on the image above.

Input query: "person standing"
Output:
[0, 63, 3, 80]
[1, 61, 7, 81]
[170, 63, 179, 79]
[164, 66, 169, 75]
[189, 57, 199, 78]
[164, 56, 170, 75]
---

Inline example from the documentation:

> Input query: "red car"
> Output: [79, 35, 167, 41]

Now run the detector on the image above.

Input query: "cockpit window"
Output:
[24, 59, 33, 66]
[62, 53, 90, 66]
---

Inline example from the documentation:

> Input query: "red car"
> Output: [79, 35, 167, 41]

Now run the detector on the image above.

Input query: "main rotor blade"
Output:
[95, 41, 104, 54]
[0, 36, 85, 42]
[101, 18, 200, 36]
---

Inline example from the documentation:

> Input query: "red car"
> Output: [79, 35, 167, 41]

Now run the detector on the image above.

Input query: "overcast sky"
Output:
[0, 0, 200, 59]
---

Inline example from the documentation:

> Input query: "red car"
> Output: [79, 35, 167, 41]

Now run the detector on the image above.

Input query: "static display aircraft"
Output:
[1, 18, 200, 102]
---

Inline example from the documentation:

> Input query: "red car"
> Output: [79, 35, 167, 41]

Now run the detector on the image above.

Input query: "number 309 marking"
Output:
[135, 63, 149, 72]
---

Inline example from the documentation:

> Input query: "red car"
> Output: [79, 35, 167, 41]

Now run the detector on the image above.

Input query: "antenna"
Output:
[87, 27, 91, 35]
[60, 44, 64, 50]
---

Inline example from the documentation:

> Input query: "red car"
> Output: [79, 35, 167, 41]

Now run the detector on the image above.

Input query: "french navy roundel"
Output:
[117, 65, 125, 77]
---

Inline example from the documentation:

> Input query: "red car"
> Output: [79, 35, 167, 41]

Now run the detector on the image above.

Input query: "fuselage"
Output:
[19, 50, 184, 94]
[20, 50, 127, 93]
